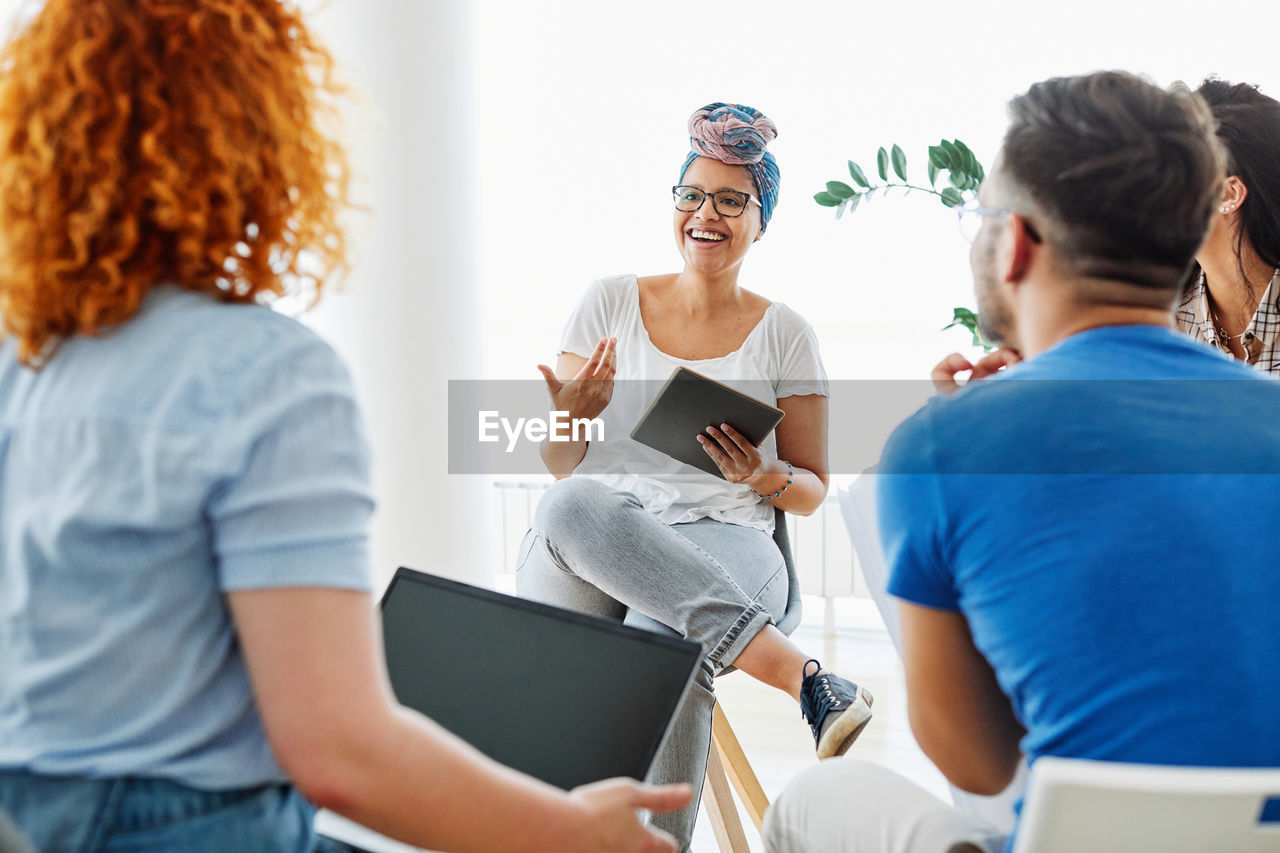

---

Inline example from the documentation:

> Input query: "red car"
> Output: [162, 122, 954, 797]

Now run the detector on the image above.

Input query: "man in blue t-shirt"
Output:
[764, 71, 1280, 852]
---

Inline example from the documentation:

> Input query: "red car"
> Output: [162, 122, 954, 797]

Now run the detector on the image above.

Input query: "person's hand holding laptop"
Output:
[317, 570, 701, 853]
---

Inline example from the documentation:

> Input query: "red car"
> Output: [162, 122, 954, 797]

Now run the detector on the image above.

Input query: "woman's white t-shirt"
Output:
[558, 274, 829, 531]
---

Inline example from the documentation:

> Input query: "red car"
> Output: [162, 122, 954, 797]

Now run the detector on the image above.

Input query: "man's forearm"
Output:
[899, 600, 1026, 796]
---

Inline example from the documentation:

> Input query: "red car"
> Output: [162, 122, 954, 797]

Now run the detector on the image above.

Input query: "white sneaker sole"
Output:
[816, 686, 874, 760]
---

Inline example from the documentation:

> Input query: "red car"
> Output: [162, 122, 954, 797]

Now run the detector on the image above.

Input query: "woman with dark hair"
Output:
[1176, 78, 1280, 372]
[0, 2, 689, 850]
[520, 103, 874, 850]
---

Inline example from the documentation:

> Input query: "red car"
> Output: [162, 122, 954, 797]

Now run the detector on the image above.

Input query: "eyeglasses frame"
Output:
[957, 198, 1043, 245]
[672, 185, 763, 218]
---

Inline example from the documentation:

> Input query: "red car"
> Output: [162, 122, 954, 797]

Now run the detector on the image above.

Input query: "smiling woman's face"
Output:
[673, 156, 763, 277]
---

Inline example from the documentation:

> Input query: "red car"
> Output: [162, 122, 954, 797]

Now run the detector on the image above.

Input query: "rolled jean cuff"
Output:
[708, 602, 772, 672]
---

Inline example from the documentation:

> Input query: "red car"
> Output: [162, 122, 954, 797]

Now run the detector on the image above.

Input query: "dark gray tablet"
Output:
[378, 568, 701, 790]
[629, 366, 785, 478]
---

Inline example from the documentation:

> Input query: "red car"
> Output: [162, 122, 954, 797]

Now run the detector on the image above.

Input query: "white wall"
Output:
[306, 1, 491, 588]
[471, 0, 1280, 382]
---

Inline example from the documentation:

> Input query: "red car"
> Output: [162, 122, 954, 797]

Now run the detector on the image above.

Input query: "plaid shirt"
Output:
[1174, 269, 1280, 374]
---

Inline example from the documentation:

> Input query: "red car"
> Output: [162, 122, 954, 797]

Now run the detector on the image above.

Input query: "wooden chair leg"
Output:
[702, 738, 752, 853]
[711, 702, 770, 832]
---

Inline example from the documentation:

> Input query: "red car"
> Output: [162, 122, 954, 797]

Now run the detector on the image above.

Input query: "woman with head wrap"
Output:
[523, 103, 874, 849]
[0, 2, 692, 850]
[1175, 78, 1280, 372]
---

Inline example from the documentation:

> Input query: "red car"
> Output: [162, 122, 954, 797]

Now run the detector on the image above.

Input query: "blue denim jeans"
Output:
[516, 477, 787, 852]
[0, 770, 358, 853]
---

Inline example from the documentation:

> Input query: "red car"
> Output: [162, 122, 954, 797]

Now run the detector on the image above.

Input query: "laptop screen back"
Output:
[379, 568, 701, 791]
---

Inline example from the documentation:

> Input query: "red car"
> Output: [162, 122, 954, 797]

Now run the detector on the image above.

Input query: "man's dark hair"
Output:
[1185, 78, 1280, 295]
[1001, 71, 1224, 292]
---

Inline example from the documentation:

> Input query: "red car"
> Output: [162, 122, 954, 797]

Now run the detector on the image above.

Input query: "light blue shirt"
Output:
[0, 287, 374, 789]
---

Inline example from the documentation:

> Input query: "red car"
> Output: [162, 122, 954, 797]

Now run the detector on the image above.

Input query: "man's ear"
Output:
[1001, 214, 1036, 284]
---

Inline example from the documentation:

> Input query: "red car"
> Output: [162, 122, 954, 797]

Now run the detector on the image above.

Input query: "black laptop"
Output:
[317, 568, 701, 851]
[377, 567, 700, 790]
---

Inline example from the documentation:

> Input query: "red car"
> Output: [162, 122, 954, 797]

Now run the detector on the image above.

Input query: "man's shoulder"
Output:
[886, 334, 1280, 477]
[879, 398, 949, 475]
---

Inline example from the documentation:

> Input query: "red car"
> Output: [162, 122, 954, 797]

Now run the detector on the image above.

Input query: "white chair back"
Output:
[839, 472, 1026, 834]
[1013, 756, 1280, 852]
[837, 472, 900, 641]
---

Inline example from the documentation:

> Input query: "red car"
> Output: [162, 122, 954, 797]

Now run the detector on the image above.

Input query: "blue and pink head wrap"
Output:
[679, 102, 780, 231]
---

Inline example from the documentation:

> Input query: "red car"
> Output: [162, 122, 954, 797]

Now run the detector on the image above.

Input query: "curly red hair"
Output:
[0, 0, 350, 365]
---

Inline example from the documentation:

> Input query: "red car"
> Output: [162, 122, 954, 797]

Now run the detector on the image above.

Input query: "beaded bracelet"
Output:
[751, 460, 794, 501]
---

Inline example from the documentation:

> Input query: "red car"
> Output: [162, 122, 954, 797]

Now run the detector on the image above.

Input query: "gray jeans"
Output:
[516, 477, 787, 852]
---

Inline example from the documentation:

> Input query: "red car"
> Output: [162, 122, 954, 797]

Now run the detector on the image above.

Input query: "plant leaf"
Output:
[825, 180, 856, 200]
[940, 187, 964, 207]
[939, 139, 961, 171]
[813, 191, 842, 207]
[954, 139, 978, 174]
[847, 160, 871, 188]
[876, 146, 889, 181]
[942, 306, 993, 350]
[927, 160, 940, 187]
[890, 144, 908, 181]
[847, 192, 862, 213]
[938, 140, 959, 170]
[928, 145, 949, 170]
[835, 198, 846, 220]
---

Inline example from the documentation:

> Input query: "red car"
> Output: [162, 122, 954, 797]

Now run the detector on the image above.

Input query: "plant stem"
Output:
[858, 182, 948, 199]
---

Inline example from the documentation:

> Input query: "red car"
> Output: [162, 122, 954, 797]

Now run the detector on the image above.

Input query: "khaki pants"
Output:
[763, 760, 1009, 853]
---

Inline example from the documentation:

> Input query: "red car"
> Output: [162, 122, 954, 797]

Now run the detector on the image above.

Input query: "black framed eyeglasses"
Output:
[672, 185, 761, 217]
[957, 199, 1042, 244]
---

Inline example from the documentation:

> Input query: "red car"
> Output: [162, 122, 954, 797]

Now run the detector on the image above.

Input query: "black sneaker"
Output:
[799, 659, 874, 759]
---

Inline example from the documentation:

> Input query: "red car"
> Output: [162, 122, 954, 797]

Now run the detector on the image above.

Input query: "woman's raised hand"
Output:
[697, 422, 770, 485]
[537, 337, 617, 422]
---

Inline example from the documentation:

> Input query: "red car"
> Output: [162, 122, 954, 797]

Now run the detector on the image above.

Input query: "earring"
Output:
[1220, 203, 1237, 214]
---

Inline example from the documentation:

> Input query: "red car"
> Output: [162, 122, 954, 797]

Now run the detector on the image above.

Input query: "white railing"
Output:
[493, 479, 876, 662]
